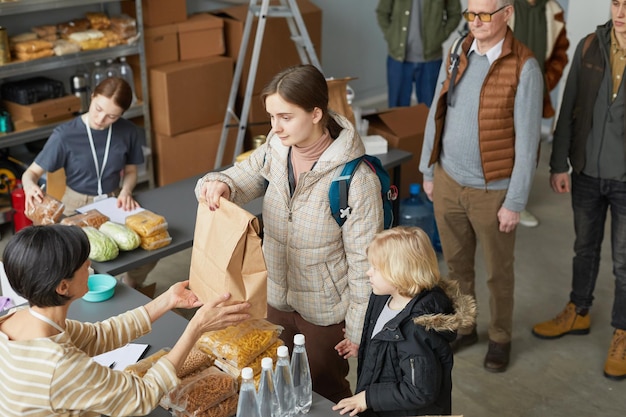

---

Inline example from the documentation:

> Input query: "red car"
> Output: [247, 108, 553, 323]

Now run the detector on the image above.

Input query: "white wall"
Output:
[187, 1, 611, 107]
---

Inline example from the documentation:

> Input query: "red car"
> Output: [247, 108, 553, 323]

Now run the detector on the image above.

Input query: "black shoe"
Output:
[484, 340, 511, 373]
[450, 329, 478, 353]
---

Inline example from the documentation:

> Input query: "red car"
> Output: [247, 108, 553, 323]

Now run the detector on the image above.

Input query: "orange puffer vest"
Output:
[428, 28, 535, 183]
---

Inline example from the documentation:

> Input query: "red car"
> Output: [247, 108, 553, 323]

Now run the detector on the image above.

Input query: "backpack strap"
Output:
[447, 34, 466, 107]
[330, 157, 363, 227]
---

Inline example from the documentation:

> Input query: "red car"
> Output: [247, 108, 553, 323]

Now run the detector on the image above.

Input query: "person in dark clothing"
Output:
[333, 227, 476, 416]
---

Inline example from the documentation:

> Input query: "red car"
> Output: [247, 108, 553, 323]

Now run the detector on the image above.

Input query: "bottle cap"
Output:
[293, 334, 305, 345]
[409, 183, 421, 195]
[261, 357, 273, 369]
[242, 367, 254, 379]
[277, 345, 289, 358]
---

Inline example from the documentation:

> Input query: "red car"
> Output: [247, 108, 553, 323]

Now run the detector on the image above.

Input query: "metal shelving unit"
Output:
[0, 0, 155, 188]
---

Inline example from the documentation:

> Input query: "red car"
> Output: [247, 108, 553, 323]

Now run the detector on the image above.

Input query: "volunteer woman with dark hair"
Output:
[21, 77, 152, 290]
[195, 64, 383, 402]
[0, 224, 250, 416]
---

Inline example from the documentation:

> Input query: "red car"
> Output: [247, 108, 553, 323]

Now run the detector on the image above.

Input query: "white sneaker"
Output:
[519, 209, 539, 227]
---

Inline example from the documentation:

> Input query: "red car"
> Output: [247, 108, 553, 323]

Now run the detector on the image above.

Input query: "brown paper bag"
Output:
[189, 199, 267, 318]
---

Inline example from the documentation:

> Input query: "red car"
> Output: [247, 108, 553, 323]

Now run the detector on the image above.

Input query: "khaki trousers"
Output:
[433, 164, 516, 343]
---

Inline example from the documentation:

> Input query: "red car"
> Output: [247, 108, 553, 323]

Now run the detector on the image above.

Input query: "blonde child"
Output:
[334, 226, 476, 416]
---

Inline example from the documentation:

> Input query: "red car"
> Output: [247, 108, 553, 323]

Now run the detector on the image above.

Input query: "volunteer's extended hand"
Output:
[200, 180, 231, 210]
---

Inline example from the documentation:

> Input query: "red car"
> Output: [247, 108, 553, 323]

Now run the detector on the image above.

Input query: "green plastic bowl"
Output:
[83, 274, 117, 302]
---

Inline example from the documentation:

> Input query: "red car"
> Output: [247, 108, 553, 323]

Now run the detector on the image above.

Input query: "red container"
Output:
[11, 180, 32, 232]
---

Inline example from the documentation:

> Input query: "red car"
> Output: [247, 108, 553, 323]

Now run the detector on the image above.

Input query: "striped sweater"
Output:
[0, 307, 179, 416]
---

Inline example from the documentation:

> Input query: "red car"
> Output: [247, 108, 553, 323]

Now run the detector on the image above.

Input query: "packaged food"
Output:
[85, 12, 111, 30]
[83, 226, 119, 262]
[196, 319, 283, 369]
[31, 25, 57, 37]
[60, 209, 109, 228]
[126, 210, 168, 237]
[57, 19, 90, 38]
[75, 37, 108, 51]
[124, 348, 170, 377]
[52, 39, 82, 56]
[140, 230, 172, 251]
[185, 393, 238, 417]
[178, 347, 215, 379]
[99, 29, 122, 47]
[25, 194, 64, 225]
[99, 221, 141, 251]
[9, 32, 38, 45]
[14, 49, 54, 61]
[68, 29, 104, 43]
[161, 366, 238, 417]
[109, 14, 137, 40]
[213, 338, 282, 386]
[12, 39, 53, 53]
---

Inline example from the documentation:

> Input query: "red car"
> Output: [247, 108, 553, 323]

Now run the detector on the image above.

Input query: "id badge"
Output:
[94, 194, 108, 202]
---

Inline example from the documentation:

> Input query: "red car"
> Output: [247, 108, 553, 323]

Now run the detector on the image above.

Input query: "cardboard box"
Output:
[143, 24, 179, 67]
[366, 105, 428, 198]
[178, 13, 225, 61]
[153, 124, 237, 186]
[122, 0, 187, 27]
[149, 56, 233, 136]
[4, 95, 81, 123]
[212, 0, 322, 95]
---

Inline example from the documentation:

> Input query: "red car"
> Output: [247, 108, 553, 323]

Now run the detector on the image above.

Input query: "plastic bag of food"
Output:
[173, 393, 238, 417]
[99, 221, 141, 251]
[52, 39, 81, 56]
[177, 347, 215, 379]
[140, 230, 172, 251]
[196, 319, 283, 369]
[161, 366, 238, 417]
[83, 226, 119, 262]
[124, 348, 170, 377]
[126, 209, 168, 237]
[25, 194, 65, 225]
[60, 209, 109, 228]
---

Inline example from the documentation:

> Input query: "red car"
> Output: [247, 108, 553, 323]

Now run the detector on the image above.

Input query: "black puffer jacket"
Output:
[355, 280, 476, 417]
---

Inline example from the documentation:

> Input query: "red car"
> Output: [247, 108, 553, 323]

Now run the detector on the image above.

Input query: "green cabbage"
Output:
[83, 226, 119, 262]
[99, 221, 141, 251]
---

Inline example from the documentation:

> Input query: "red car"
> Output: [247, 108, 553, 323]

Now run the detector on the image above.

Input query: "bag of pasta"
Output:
[195, 319, 283, 369]
[161, 366, 237, 417]
[125, 209, 168, 237]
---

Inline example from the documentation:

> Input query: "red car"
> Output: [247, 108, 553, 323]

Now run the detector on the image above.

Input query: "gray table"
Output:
[91, 148, 412, 276]
[68, 281, 348, 417]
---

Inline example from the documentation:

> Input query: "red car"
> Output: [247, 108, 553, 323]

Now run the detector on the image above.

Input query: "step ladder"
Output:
[214, 0, 322, 169]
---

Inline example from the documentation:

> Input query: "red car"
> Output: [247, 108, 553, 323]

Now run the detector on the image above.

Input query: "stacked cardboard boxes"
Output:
[126, 0, 322, 186]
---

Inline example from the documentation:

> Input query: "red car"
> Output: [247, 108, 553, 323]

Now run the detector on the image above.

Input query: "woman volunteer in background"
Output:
[21, 77, 153, 290]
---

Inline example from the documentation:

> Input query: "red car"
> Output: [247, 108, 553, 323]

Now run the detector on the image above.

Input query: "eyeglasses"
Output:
[463, 5, 508, 22]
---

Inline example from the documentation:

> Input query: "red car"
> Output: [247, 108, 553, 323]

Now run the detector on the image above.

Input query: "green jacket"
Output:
[376, 0, 462, 62]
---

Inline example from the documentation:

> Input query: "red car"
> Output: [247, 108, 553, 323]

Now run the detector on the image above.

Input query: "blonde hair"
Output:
[366, 226, 441, 298]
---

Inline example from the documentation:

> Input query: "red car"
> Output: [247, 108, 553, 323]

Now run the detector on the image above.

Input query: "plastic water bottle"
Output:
[274, 345, 296, 417]
[236, 367, 261, 417]
[118, 56, 138, 104]
[258, 357, 281, 417]
[399, 183, 435, 243]
[105, 58, 120, 79]
[290, 334, 312, 414]
[91, 61, 107, 89]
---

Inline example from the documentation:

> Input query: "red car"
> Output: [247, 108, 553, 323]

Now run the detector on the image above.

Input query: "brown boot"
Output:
[484, 340, 511, 373]
[604, 329, 626, 381]
[532, 302, 590, 339]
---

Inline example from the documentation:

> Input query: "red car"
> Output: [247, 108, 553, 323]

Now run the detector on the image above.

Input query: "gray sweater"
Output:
[419, 41, 543, 212]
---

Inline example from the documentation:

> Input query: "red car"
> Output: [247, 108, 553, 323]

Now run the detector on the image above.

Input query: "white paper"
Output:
[93, 343, 150, 370]
[77, 197, 145, 224]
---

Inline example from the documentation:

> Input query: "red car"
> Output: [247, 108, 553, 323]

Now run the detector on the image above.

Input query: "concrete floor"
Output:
[1, 139, 624, 416]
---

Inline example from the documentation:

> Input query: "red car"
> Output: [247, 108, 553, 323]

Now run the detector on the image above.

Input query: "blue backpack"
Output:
[329, 155, 398, 229]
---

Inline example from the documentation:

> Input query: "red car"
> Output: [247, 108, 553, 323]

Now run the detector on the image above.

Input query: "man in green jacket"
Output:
[376, 0, 462, 107]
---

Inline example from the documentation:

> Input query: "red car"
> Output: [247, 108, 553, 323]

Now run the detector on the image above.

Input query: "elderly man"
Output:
[419, 0, 543, 372]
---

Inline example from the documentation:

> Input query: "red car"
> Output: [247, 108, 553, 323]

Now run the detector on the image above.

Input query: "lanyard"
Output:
[86, 120, 112, 197]
[29, 307, 65, 333]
